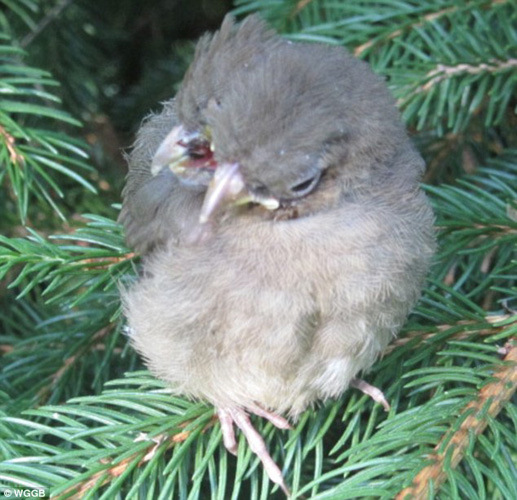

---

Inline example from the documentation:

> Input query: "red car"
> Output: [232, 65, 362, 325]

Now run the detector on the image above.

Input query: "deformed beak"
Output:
[199, 162, 281, 224]
[199, 163, 246, 223]
[151, 125, 192, 176]
[153, 128, 281, 225]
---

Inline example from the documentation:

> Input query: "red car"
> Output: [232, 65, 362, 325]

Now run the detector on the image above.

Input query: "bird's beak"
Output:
[199, 163, 246, 223]
[151, 125, 195, 176]
[199, 163, 280, 224]
[152, 127, 280, 224]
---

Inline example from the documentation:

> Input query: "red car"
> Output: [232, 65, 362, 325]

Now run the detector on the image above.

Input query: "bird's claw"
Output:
[217, 407, 291, 496]
[248, 403, 292, 430]
[217, 408, 238, 455]
[350, 378, 391, 411]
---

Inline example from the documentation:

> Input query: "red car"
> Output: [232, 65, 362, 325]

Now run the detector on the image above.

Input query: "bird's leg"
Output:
[350, 378, 390, 411]
[216, 407, 291, 497]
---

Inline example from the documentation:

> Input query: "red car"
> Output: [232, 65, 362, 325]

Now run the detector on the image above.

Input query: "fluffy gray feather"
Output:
[120, 14, 435, 419]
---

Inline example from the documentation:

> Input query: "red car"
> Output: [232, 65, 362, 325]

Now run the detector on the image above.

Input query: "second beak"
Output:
[199, 163, 281, 224]
[199, 163, 246, 224]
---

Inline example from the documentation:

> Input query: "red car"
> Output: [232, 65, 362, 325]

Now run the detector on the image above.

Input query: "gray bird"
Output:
[120, 14, 435, 495]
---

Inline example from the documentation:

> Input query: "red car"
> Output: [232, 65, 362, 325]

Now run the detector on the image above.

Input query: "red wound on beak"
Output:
[178, 139, 217, 170]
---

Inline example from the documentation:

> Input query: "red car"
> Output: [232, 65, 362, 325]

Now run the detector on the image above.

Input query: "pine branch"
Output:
[0, 1, 515, 498]
[387, 313, 513, 354]
[352, 0, 511, 57]
[0, 36, 95, 222]
[35, 326, 114, 405]
[396, 340, 517, 499]
[0, 214, 134, 304]
[61, 417, 218, 499]
[401, 58, 517, 102]
[1, 306, 515, 498]
[353, 3, 459, 57]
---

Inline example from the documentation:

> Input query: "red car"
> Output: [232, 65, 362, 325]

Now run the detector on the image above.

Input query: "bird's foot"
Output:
[217, 407, 291, 496]
[247, 403, 292, 430]
[350, 378, 390, 411]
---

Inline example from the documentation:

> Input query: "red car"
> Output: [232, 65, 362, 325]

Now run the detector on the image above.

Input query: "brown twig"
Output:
[399, 58, 517, 106]
[422, 58, 516, 91]
[434, 223, 517, 244]
[78, 252, 137, 270]
[395, 339, 517, 499]
[354, 0, 510, 57]
[354, 5, 456, 56]
[0, 125, 24, 165]
[471, 223, 517, 234]
[384, 314, 513, 354]
[292, 0, 316, 16]
[37, 326, 112, 404]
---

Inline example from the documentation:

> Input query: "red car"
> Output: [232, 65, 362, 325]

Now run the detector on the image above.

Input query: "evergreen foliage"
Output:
[0, 0, 515, 498]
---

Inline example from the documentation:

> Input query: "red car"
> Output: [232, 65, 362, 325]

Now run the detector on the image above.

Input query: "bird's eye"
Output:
[289, 172, 321, 197]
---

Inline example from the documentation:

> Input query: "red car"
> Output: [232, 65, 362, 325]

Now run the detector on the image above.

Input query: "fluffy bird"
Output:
[120, 15, 435, 494]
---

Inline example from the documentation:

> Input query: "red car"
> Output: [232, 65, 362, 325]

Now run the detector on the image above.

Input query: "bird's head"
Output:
[151, 15, 409, 228]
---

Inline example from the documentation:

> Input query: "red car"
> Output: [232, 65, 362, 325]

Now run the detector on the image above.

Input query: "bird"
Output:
[119, 14, 435, 495]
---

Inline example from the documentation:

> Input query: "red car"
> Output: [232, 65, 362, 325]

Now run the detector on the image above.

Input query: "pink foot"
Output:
[248, 404, 292, 430]
[350, 378, 390, 411]
[217, 407, 291, 496]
